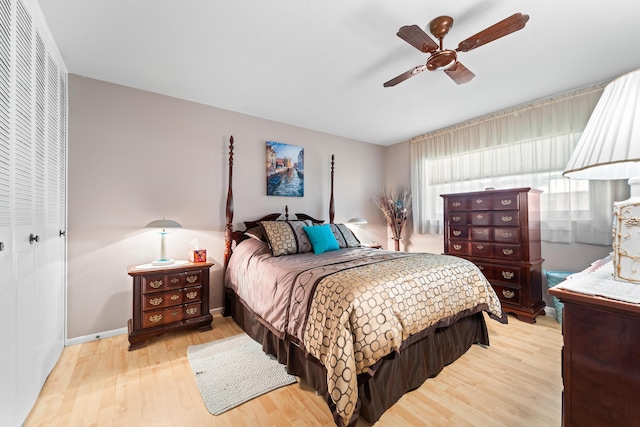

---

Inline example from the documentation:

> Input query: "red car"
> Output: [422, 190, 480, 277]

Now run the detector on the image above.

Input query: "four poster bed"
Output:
[222, 136, 507, 426]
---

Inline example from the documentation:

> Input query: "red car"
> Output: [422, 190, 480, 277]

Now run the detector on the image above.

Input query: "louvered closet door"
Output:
[0, 1, 67, 425]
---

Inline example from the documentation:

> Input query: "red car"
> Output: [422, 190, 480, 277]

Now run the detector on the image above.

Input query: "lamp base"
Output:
[612, 176, 640, 284]
[151, 259, 176, 266]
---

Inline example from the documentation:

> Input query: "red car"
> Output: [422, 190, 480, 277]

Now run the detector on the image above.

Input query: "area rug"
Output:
[187, 333, 298, 415]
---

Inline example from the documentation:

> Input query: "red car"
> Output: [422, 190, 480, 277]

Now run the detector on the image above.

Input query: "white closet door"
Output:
[0, 0, 66, 425]
[0, 0, 14, 421]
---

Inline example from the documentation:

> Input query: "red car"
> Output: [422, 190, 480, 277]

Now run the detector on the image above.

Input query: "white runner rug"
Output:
[187, 333, 297, 415]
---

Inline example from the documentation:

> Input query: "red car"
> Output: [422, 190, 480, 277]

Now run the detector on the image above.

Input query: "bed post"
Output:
[224, 136, 234, 270]
[329, 154, 335, 224]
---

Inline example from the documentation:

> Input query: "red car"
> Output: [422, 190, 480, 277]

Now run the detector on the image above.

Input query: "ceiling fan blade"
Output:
[444, 62, 475, 84]
[396, 25, 438, 53]
[456, 13, 529, 52]
[383, 65, 427, 87]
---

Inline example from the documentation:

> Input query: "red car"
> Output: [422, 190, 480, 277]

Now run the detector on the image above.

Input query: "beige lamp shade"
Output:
[563, 68, 640, 283]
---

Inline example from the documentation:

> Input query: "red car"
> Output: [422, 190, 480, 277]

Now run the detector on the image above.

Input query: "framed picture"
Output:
[266, 141, 304, 197]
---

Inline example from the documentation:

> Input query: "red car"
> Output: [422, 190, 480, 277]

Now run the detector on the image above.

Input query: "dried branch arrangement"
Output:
[374, 187, 412, 250]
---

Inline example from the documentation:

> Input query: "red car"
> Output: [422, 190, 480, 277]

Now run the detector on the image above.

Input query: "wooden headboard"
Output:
[224, 136, 335, 269]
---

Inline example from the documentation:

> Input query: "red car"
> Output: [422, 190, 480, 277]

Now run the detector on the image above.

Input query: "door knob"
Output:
[29, 233, 39, 244]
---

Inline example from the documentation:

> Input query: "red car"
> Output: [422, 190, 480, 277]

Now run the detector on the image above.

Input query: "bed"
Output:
[222, 136, 507, 426]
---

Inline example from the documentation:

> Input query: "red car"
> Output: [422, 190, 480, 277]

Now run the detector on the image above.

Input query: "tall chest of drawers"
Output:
[127, 261, 214, 350]
[441, 187, 545, 323]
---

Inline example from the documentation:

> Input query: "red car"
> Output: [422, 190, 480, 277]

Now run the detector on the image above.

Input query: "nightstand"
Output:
[127, 261, 214, 350]
[362, 242, 382, 249]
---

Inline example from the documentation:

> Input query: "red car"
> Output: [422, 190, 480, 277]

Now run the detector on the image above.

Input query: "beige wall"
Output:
[67, 74, 387, 339]
[68, 74, 612, 340]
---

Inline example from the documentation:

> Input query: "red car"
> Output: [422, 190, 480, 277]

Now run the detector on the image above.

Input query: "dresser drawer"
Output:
[447, 197, 469, 211]
[492, 194, 520, 210]
[142, 273, 184, 293]
[492, 283, 521, 305]
[493, 228, 520, 243]
[471, 227, 490, 241]
[183, 286, 202, 303]
[492, 211, 519, 226]
[471, 242, 492, 258]
[471, 212, 491, 225]
[482, 264, 522, 285]
[142, 306, 184, 329]
[449, 226, 469, 239]
[448, 241, 471, 256]
[448, 212, 469, 226]
[493, 244, 521, 260]
[142, 290, 183, 311]
[470, 195, 491, 210]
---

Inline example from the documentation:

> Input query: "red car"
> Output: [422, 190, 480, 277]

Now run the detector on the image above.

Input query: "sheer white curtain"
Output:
[410, 85, 628, 245]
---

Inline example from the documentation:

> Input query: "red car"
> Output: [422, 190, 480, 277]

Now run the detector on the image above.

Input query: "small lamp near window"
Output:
[347, 217, 367, 239]
[563, 68, 640, 283]
[145, 218, 182, 266]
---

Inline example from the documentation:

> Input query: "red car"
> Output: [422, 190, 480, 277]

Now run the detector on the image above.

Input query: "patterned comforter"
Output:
[225, 238, 505, 425]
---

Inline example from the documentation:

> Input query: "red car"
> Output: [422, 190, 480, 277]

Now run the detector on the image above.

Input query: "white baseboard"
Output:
[65, 308, 225, 347]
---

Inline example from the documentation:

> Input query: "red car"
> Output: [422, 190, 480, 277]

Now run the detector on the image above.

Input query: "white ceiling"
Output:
[37, 0, 640, 146]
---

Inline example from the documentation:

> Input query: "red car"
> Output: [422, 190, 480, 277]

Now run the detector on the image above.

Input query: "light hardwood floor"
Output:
[25, 312, 563, 427]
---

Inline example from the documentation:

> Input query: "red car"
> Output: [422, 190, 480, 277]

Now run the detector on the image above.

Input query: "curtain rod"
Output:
[410, 82, 608, 143]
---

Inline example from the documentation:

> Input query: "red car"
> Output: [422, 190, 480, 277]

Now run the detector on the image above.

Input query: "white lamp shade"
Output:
[563, 68, 640, 180]
[348, 217, 367, 225]
[145, 218, 182, 229]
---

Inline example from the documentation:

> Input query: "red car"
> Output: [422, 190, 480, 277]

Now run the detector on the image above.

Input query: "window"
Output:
[410, 86, 628, 245]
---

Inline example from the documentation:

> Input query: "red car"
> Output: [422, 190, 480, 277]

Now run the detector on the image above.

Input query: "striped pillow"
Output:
[260, 220, 314, 256]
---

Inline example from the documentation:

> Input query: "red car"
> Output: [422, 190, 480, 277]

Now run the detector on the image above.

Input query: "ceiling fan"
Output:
[383, 12, 529, 87]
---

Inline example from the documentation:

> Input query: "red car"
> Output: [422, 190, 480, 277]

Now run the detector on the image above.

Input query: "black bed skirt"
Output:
[224, 288, 490, 426]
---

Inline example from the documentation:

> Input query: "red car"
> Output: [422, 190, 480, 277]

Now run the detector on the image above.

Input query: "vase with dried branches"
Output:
[374, 187, 412, 251]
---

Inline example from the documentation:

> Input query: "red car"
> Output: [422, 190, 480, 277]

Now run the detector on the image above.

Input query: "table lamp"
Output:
[145, 218, 182, 266]
[563, 68, 640, 283]
[348, 217, 367, 240]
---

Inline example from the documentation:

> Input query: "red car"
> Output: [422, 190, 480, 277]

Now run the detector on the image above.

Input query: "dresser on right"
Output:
[441, 187, 545, 323]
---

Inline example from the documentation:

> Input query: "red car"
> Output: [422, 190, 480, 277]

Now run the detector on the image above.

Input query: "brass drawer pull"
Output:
[170, 294, 180, 301]
[149, 314, 162, 323]
[149, 280, 162, 289]
[502, 271, 515, 279]
[478, 265, 484, 270]
[453, 230, 461, 236]
[502, 249, 514, 255]
[453, 244, 462, 250]
[502, 289, 515, 299]
[452, 216, 461, 221]
[186, 291, 198, 300]
[149, 297, 163, 306]
[475, 199, 483, 204]
[171, 278, 179, 284]
[476, 214, 484, 219]
[186, 275, 198, 284]
[501, 199, 512, 206]
[501, 232, 513, 238]
[186, 307, 198, 315]
[476, 244, 484, 250]
[502, 216, 513, 222]
[452, 202, 461, 207]
[170, 310, 180, 317]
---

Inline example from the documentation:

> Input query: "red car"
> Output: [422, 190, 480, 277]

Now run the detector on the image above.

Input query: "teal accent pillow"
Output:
[303, 225, 340, 255]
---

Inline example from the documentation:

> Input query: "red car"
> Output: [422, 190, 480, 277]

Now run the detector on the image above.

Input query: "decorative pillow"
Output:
[329, 223, 361, 248]
[245, 225, 267, 241]
[260, 220, 314, 256]
[303, 225, 340, 255]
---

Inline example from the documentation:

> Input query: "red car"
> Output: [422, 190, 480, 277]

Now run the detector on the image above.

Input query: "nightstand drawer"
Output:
[142, 273, 184, 293]
[142, 290, 183, 311]
[184, 302, 202, 319]
[142, 307, 184, 329]
[183, 286, 202, 303]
